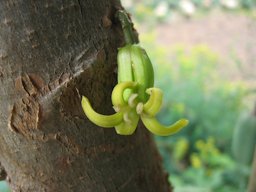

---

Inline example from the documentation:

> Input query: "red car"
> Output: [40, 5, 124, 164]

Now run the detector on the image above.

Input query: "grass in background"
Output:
[139, 32, 253, 192]
[122, 1, 256, 190]
[0, 181, 10, 192]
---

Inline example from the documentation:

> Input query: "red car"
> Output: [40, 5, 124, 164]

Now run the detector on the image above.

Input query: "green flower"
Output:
[81, 82, 188, 136]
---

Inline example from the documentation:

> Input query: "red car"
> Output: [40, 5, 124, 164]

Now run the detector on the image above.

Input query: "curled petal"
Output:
[128, 93, 138, 107]
[113, 106, 120, 112]
[143, 88, 163, 117]
[115, 109, 139, 135]
[141, 116, 189, 136]
[123, 112, 132, 123]
[111, 81, 138, 107]
[136, 102, 144, 114]
[81, 96, 123, 128]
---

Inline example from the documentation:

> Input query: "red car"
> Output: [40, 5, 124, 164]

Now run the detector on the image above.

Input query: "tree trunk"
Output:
[0, 0, 171, 191]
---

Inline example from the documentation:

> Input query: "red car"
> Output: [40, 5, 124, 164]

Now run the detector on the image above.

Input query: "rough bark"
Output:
[0, 0, 171, 191]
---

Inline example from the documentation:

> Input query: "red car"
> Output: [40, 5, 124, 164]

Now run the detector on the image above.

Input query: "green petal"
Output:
[111, 81, 137, 107]
[81, 96, 123, 128]
[143, 88, 163, 117]
[115, 109, 139, 135]
[141, 116, 189, 136]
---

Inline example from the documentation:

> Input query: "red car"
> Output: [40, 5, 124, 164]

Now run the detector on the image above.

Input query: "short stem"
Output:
[116, 10, 137, 45]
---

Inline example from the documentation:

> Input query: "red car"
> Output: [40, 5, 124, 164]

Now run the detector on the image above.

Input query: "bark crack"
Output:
[0, 162, 7, 181]
[8, 96, 40, 137]
[117, 171, 138, 191]
[77, 0, 83, 17]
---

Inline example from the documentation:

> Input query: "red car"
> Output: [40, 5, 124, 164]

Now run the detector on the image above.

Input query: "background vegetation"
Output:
[123, 0, 256, 191]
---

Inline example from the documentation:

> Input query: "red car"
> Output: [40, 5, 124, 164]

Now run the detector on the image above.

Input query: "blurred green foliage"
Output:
[123, 0, 256, 23]
[138, 32, 253, 191]
[0, 181, 10, 192]
[232, 111, 256, 165]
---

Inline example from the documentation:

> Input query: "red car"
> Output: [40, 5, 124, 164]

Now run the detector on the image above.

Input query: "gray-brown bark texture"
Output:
[0, 0, 171, 191]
